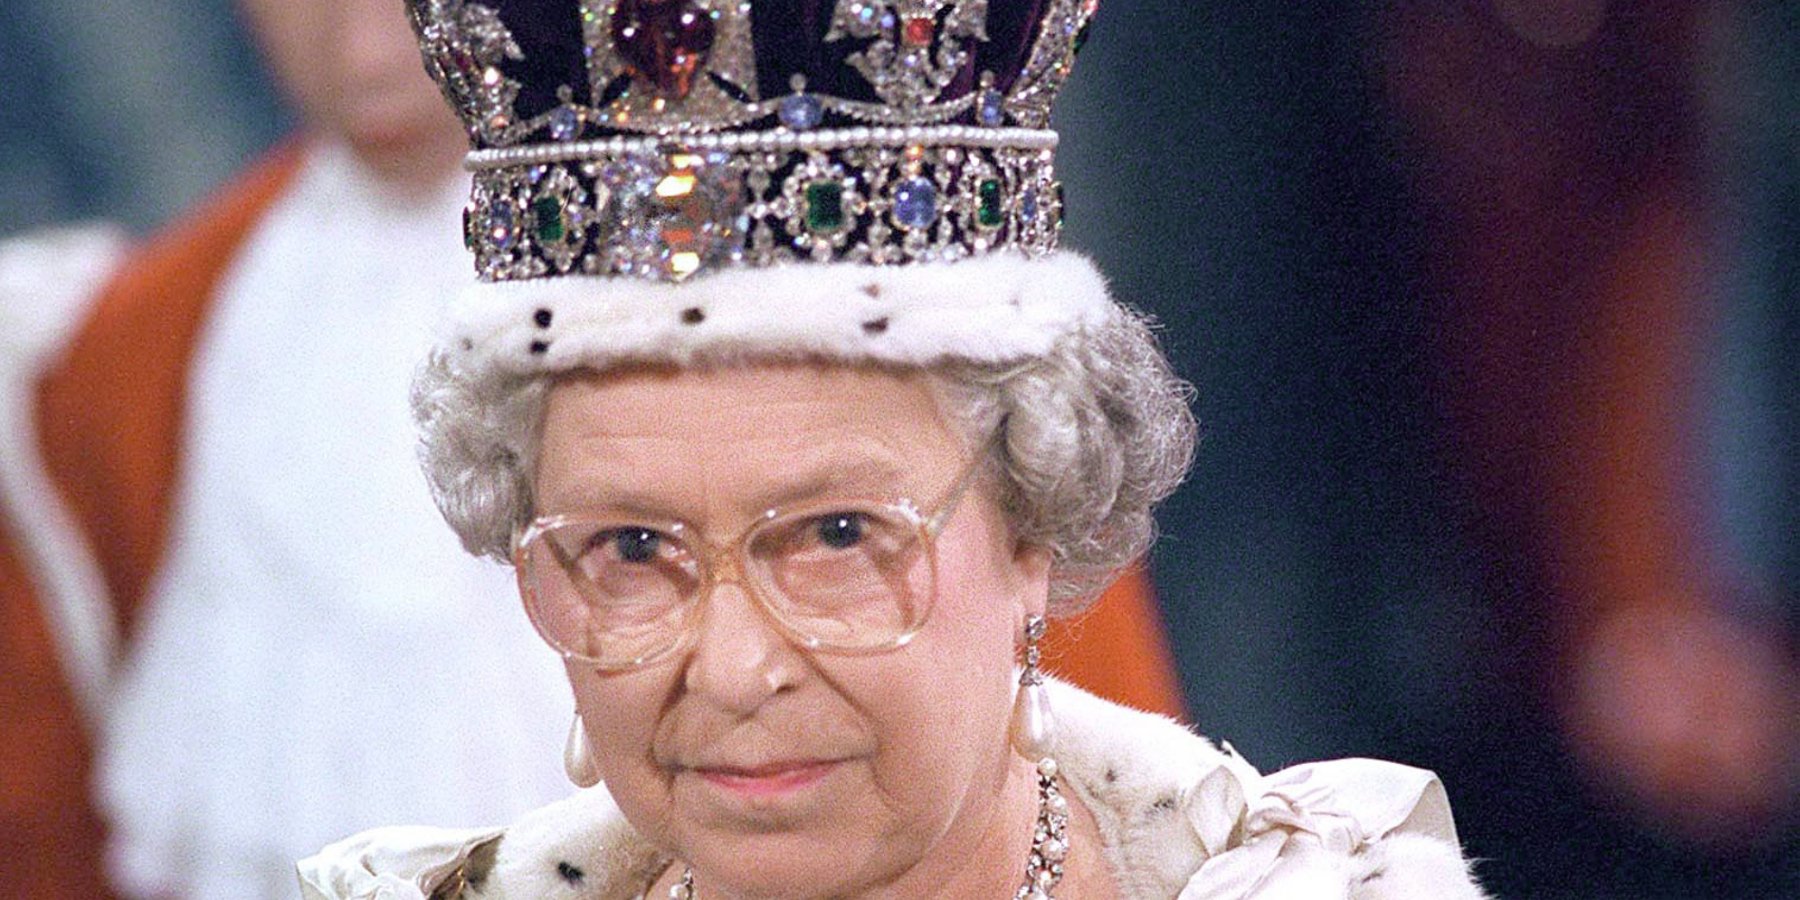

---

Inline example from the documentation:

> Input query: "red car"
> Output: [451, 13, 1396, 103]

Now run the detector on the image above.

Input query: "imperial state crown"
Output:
[408, 0, 1098, 285]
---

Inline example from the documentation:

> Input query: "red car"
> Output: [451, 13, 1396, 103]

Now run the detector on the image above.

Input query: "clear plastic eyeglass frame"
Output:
[512, 448, 989, 671]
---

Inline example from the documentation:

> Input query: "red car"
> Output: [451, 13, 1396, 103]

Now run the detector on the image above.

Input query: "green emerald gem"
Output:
[804, 180, 845, 233]
[977, 179, 1004, 229]
[533, 196, 564, 242]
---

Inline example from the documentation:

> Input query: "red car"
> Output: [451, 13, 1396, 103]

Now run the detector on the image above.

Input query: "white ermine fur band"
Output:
[442, 250, 1117, 374]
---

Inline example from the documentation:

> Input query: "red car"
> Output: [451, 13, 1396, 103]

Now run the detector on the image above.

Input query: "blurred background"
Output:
[2, 0, 1795, 897]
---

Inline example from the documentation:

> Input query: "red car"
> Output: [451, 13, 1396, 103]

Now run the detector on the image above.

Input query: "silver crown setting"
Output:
[411, 0, 1099, 283]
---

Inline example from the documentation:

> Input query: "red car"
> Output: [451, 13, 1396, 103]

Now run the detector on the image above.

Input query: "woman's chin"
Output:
[669, 767, 907, 898]
[683, 834, 894, 900]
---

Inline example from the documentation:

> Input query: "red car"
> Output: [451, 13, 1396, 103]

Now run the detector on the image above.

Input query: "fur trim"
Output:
[1044, 678, 1238, 898]
[467, 789, 662, 900]
[1349, 833, 1489, 900]
[442, 250, 1117, 375]
[1040, 678, 1488, 900]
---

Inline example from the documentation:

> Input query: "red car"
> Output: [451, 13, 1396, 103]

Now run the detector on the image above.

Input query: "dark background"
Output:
[3, 1, 1795, 896]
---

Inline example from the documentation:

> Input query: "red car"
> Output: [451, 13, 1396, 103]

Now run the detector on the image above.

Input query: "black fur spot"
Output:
[1151, 794, 1177, 813]
[681, 307, 706, 325]
[464, 836, 501, 888]
[529, 340, 550, 355]
[1104, 768, 1118, 784]
[861, 317, 889, 335]
[557, 860, 586, 884]
[534, 308, 553, 328]
[862, 283, 881, 298]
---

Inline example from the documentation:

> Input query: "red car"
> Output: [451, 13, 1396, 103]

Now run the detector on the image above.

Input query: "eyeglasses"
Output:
[513, 450, 987, 670]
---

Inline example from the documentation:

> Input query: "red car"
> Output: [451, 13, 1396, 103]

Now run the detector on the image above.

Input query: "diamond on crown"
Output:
[410, 0, 525, 145]
[825, 0, 989, 112]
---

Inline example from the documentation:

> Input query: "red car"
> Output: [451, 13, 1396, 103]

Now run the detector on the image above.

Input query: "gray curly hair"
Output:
[412, 304, 1195, 614]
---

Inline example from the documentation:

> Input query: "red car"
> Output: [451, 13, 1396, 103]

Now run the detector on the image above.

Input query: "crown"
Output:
[409, 0, 1098, 284]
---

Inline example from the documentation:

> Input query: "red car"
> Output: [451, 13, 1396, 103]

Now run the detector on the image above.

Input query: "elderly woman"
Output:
[302, 1, 1487, 897]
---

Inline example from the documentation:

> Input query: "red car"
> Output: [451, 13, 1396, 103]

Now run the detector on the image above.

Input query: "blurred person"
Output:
[85, 1, 573, 897]
[1383, 0, 1799, 893]
[6, 1, 572, 897]
[0, 1, 1185, 897]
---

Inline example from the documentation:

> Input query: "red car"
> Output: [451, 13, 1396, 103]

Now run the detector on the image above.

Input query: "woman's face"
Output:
[535, 363, 1049, 897]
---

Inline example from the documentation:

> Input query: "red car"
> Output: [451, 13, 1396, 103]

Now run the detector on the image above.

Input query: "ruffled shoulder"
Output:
[1178, 756, 1481, 899]
[297, 787, 665, 899]
[1045, 679, 1487, 900]
[297, 823, 505, 900]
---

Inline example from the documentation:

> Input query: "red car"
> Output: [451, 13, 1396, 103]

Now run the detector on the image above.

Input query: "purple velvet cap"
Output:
[411, 0, 1093, 148]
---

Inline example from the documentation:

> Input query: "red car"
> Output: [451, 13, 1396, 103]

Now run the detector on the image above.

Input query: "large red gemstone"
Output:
[610, 0, 716, 100]
[901, 15, 934, 47]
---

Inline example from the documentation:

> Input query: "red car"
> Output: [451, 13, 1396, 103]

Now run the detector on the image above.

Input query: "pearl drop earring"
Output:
[563, 713, 601, 788]
[1010, 614, 1055, 760]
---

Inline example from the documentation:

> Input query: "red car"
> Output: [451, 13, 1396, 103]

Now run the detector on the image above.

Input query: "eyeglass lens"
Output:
[519, 504, 936, 667]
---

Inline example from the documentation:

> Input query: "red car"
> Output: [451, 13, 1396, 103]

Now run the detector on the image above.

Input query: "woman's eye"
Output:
[599, 528, 662, 563]
[814, 513, 865, 549]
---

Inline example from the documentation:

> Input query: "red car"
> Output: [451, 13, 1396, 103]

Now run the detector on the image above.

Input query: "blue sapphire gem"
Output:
[1021, 186, 1039, 222]
[893, 177, 937, 229]
[488, 200, 518, 250]
[978, 89, 1005, 126]
[549, 106, 581, 141]
[779, 94, 823, 130]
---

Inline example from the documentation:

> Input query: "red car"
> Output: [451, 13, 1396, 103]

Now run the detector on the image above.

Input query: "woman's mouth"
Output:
[694, 760, 840, 798]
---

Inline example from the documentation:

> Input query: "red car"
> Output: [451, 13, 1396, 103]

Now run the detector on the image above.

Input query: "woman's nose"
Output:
[681, 578, 799, 714]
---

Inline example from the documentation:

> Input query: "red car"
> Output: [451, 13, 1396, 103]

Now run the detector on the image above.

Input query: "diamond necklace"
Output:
[668, 757, 1070, 899]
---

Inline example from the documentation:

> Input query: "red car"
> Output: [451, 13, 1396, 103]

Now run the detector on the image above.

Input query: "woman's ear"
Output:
[1012, 542, 1053, 620]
